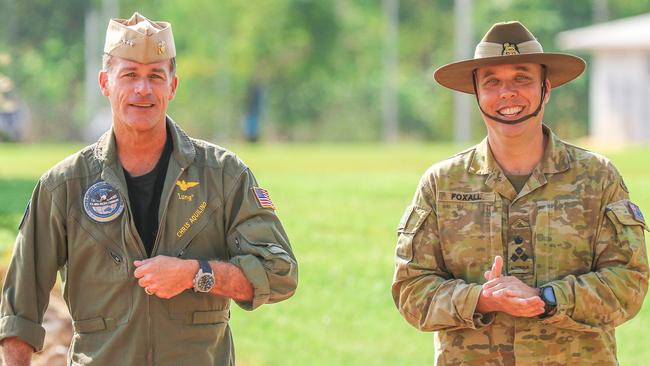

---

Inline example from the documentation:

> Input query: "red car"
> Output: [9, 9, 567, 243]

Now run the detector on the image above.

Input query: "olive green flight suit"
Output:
[392, 126, 648, 365]
[0, 118, 298, 365]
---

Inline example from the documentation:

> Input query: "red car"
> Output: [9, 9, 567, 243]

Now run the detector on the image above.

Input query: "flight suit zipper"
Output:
[120, 198, 151, 365]
[148, 166, 185, 366]
[151, 167, 185, 256]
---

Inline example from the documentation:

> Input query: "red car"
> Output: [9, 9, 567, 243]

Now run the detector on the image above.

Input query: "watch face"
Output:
[543, 287, 557, 305]
[197, 274, 215, 292]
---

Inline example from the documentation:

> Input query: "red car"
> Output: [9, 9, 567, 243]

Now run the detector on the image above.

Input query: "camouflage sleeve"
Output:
[225, 168, 298, 311]
[0, 179, 67, 351]
[541, 171, 649, 331]
[392, 175, 493, 332]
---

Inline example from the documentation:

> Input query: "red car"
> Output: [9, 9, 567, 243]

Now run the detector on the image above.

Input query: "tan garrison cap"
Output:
[434, 21, 585, 94]
[104, 12, 176, 64]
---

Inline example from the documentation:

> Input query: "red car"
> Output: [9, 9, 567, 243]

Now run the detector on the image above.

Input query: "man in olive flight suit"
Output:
[0, 12, 298, 365]
[392, 21, 648, 365]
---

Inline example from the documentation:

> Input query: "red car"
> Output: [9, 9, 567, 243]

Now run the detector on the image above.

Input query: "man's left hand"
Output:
[133, 256, 199, 299]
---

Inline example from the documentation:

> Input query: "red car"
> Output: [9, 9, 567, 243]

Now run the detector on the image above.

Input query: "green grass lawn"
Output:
[0, 141, 648, 365]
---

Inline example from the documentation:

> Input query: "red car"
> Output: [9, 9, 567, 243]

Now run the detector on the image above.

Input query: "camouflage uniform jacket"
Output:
[0, 118, 298, 365]
[392, 126, 648, 365]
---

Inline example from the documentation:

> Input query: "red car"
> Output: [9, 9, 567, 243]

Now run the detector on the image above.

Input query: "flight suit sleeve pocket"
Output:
[229, 216, 293, 268]
[228, 217, 297, 310]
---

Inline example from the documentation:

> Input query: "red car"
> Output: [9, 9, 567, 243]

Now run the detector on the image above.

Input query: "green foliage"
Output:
[0, 0, 94, 140]
[0, 1, 648, 141]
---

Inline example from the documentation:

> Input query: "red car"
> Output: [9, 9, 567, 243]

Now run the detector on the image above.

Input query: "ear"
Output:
[543, 78, 551, 104]
[168, 75, 179, 101]
[98, 70, 110, 97]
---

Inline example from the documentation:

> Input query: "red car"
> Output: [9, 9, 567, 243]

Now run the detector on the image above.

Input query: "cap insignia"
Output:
[502, 42, 519, 56]
[121, 39, 135, 47]
[157, 41, 166, 55]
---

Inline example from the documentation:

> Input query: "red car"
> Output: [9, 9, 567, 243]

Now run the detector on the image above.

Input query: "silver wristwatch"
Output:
[193, 260, 215, 293]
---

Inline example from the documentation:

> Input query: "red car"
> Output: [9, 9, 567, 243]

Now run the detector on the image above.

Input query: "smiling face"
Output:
[99, 57, 178, 133]
[475, 62, 550, 138]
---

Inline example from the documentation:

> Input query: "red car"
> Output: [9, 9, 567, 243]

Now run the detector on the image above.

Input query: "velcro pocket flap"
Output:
[266, 245, 287, 255]
[191, 310, 230, 325]
[607, 200, 648, 232]
[398, 205, 431, 234]
[73, 317, 116, 333]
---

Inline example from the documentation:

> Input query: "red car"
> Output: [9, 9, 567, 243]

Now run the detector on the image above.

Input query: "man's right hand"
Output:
[1, 337, 33, 366]
[476, 256, 545, 318]
[484, 255, 503, 281]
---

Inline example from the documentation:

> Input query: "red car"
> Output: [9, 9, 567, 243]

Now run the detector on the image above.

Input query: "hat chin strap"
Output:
[471, 65, 547, 125]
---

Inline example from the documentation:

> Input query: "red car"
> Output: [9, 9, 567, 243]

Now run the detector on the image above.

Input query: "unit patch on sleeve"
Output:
[629, 201, 645, 225]
[83, 181, 124, 223]
[253, 187, 275, 210]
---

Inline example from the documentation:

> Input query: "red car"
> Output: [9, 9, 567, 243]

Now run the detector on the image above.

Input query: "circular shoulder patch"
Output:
[83, 181, 124, 223]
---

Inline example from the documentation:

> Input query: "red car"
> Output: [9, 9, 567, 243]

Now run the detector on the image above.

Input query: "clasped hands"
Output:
[476, 256, 545, 317]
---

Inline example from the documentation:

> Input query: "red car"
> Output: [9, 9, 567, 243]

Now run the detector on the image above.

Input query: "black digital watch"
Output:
[540, 286, 557, 316]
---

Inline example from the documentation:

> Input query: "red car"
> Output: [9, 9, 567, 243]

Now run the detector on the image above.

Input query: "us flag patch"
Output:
[253, 187, 275, 210]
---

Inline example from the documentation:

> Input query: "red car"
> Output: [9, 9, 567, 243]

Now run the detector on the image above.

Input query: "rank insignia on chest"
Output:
[83, 181, 124, 223]
[253, 187, 275, 210]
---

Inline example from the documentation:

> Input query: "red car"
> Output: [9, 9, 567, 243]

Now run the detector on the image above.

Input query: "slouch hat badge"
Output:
[502, 42, 519, 55]
[83, 181, 124, 223]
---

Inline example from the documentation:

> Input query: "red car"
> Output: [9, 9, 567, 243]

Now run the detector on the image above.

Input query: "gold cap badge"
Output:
[502, 42, 519, 55]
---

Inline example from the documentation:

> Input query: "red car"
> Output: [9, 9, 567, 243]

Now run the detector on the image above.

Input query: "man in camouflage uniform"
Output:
[0, 13, 298, 365]
[392, 21, 648, 365]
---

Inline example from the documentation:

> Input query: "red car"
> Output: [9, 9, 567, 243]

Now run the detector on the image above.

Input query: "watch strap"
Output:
[198, 259, 212, 275]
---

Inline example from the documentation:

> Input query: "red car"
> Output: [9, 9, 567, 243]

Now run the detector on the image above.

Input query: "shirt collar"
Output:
[93, 116, 196, 169]
[467, 124, 571, 176]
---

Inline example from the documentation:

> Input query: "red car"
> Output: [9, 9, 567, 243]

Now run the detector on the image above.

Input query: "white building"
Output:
[557, 13, 650, 143]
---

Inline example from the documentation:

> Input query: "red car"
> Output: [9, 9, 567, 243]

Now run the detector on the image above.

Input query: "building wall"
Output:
[590, 50, 650, 143]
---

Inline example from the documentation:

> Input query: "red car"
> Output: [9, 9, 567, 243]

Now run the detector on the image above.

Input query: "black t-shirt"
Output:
[124, 130, 173, 257]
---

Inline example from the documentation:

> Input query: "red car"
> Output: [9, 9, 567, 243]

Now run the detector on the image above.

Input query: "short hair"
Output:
[101, 53, 176, 76]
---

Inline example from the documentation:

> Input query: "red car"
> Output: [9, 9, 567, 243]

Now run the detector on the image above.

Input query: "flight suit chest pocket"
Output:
[534, 199, 592, 282]
[66, 205, 133, 324]
[436, 191, 498, 277]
